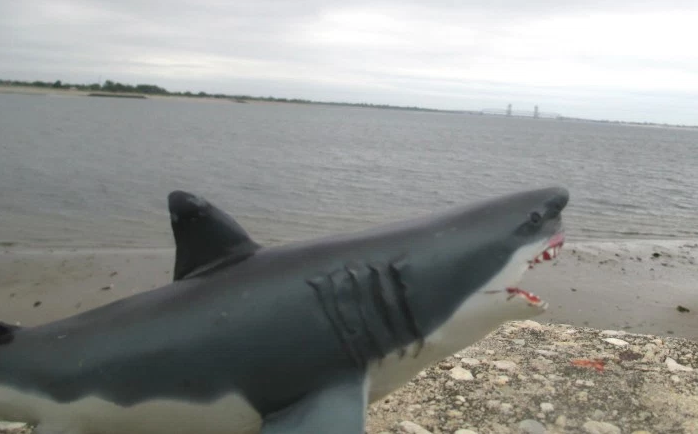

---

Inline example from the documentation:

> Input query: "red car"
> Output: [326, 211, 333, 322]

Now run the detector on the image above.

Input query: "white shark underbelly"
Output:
[368, 259, 548, 402]
[0, 385, 262, 434]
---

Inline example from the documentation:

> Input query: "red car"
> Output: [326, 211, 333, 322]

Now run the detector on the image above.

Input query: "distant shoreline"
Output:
[1, 83, 696, 130]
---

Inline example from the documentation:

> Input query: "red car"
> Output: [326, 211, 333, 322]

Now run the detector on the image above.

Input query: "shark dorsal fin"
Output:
[168, 190, 261, 281]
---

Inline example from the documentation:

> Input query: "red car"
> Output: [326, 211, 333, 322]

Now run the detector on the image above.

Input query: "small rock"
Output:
[671, 374, 680, 383]
[446, 409, 463, 418]
[666, 357, 693, 372]
[449, 367, 474, 381]
[518, 419, 547, 434]
[631, 431, 652, 434]
[600, 330, 626, 336]
[495, 375, 510, 385]
[0, 421, 28, 432]
[677, 305, 690, 313]
[555, 415, 567, 427]
[516, 320, 543, 329]
[512, 339, 526, 346]
[582, 421, 621, 434]
[592, 409, 606, 420]
[500, 403, 513, 415]
[493, 360, 518, 372]
[454, 430, 479, 434]
[399, 421, 433, 434]
[460, 358, 481, 366]
[486, 400, 501, 410]
[603, 337, 629, 346]
[540, 402, 554, 413]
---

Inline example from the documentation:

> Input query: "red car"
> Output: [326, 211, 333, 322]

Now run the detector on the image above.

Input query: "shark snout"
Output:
[544, 187, 569, 218]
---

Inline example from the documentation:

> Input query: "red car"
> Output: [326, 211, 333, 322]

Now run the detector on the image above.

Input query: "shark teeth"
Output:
[528, 245, 562, 268]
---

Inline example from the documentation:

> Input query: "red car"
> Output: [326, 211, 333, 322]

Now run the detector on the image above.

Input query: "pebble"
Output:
[446, 409, 463, 418]
[486, 400, 501, 410]
[499, 403, 513, 415]
[665, 357, 694, 372]
[399, 421, 433, 434]
[460, 358, 480, 366]
[0, 422, 27, 432]
[454, 430, 479, 434]
[603, 338, 629, 347]
[518, 419, 547, 434]
[492, 360, 518, 372]
[495, 375, 510, 385]
[516, 320, 543, 329]
[449, 367, 474, 381]
[600, 330, 627, 336]
[540, 402, 554, 413]
[582, 421, 621, 434]
[512, 339, 526, 346]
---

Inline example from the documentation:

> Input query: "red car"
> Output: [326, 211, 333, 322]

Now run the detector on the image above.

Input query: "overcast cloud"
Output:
[2, 0, 697, 124]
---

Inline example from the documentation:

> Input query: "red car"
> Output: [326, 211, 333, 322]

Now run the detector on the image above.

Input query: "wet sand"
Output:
[1, 240, 697, 340]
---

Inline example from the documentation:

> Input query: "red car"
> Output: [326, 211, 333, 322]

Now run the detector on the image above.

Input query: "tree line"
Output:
[0, 78, 455, 113]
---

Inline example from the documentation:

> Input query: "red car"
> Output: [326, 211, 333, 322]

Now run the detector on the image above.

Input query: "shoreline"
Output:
[2, 85, 697, 129]
[1, 238, 697, 340]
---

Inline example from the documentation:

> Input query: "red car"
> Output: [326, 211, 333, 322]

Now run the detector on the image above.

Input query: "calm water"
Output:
[1, 93, 697, 248]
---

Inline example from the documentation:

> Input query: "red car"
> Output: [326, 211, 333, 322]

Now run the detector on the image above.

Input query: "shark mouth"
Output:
[506, 232, 565, 308]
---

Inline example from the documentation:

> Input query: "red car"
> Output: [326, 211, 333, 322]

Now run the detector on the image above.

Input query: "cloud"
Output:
[2, 0, 698, 123]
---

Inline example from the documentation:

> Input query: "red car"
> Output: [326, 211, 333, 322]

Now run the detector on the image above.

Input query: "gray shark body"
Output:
[0, 187, 569, 434]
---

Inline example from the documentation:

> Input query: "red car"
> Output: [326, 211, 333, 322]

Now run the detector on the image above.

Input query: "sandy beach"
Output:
[1, 240, 697, 433]
[1, 239, 697, 338]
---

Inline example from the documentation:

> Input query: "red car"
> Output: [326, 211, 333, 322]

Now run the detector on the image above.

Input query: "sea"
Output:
[1, 92, 697, 248]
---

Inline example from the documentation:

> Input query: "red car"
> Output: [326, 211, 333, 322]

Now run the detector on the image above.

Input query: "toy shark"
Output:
[0, 186, 568, 434]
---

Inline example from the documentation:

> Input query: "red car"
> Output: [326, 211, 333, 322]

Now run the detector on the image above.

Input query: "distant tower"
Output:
[506, 104, 512, 116]
[534, 105, 539, 118]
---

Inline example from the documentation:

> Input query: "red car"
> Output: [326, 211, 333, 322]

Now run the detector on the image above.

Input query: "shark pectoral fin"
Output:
[261, 372, 368, 434]
[167, 190, 261, 281]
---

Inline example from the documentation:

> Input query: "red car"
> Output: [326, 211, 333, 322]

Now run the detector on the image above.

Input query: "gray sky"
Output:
[2, 0, 697, 124]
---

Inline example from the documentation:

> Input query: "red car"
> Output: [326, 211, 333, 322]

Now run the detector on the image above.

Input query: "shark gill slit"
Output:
[307, 276, 362, 367]
[346, 266, 387, 359]
[308, 259, 424, 368]
[367, 265, 407, 359]
[388, 257, 424, 358]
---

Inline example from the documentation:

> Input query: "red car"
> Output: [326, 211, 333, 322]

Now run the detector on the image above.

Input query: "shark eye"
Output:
[529, 212, 542, 225]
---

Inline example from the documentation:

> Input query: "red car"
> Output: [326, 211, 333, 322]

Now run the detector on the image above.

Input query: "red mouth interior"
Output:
[507, 232, 565, 306]
[528, 232, 565, 269]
